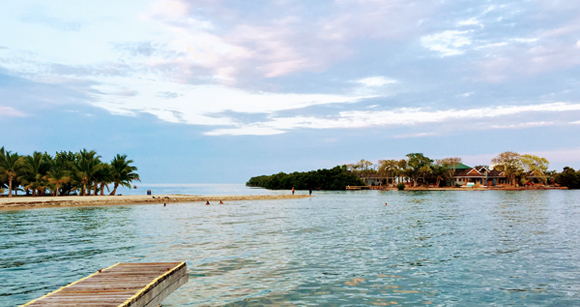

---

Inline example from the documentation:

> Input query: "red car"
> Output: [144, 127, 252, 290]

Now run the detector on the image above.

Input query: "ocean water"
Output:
[117, 183, 286, 196]
[1, 187, 580, 306]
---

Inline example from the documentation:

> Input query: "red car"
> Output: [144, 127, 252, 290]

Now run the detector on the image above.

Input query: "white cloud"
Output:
[203, 102, 580, 135]
[457, 92, 474, 97]
[145, 0, 190, 18]
[512, 38, 538, 43]
[457, 18, 481, 27]
[393, 132, 436, 139]
[90, 76, 371, 126]
[420, 30, 472, 56]
[489, 121, 554, 129]
[356, 76, 397, 87]
[0, 106, 26, 117]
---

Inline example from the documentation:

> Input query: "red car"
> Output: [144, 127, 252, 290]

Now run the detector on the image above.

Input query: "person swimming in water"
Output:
[206, 201, 210, 205]
[219, 200, 224, 204]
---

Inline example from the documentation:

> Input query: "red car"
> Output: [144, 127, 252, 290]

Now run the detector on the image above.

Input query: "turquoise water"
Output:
[1, 189, 580, 306]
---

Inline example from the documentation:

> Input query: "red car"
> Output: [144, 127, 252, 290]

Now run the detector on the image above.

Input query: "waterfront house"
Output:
[453, 165, 507, 186]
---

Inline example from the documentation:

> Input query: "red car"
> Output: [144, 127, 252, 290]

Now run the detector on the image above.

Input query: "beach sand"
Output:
[0, 194, 312, 211]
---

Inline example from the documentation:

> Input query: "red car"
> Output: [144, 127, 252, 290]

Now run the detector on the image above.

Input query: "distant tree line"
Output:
[0, 147, 140, 197]
[554, 167, 580, 189]
[246, 165, 365, 190]
[348, 151, 578, 189]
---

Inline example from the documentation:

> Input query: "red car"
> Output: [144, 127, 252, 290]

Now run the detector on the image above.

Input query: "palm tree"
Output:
[72, 149, 102, 196]
[93, 163, 112, 196]
[379, 159, 399, 185]
[0, 151, 25, 197]
[109, 154, 140, 195]
[396, 159, 408, 185]
[20, 152, 50, 196]
[46, 168, 70, 197]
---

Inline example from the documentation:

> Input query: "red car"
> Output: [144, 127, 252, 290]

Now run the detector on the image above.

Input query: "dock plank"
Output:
[21, 262, 188, 307]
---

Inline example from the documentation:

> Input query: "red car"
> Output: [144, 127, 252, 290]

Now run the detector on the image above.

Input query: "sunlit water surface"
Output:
[1, 189, 580, 306]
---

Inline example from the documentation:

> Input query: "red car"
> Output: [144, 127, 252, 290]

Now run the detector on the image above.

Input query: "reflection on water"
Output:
[1, 190, 580, 306]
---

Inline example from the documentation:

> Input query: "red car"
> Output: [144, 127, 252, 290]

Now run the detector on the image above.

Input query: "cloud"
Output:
[145, 0, 190, 18]
[489, 121, 554, 129]
[89, 77, 372, 126]
[393, 132, 436, 139]
[420, 31, 473, 56]
[0, 106, 26, 117]
[457, 18, 481, 27]
[203, 102, 580, 135]
[356, 76, 397, 87]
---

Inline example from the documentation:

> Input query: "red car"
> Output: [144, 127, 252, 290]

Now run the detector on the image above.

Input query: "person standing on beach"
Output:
[292, 187, 295, 195]
[309, 189, 312, 195]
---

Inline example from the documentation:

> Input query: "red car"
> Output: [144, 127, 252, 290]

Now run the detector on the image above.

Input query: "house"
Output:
[358, 174, 411, 186]
[452, 165, 507, 186]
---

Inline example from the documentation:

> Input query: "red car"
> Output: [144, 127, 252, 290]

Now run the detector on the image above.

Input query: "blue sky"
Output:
[1, 0, 580, 183]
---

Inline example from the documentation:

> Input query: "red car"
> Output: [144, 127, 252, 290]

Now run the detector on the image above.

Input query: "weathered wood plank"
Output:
[21, 262, 188, 307]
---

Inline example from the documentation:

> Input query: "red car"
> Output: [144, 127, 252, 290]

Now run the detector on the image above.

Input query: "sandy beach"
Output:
[0, 194, 312, 211]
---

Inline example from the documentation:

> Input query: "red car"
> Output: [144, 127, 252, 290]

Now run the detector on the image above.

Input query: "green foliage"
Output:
[246, 165, 365, 190]
[109, 154, 140, 195]
[554, 167, 580, 189]
[406, 153, 433, 187]
[396, 183, 405, 190]
[0, 147, 139, 197]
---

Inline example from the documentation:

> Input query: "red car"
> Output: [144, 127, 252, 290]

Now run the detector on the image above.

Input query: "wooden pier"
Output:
[21, 262, 188, 307]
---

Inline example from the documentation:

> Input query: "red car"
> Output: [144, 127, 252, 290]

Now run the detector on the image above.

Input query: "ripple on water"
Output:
[1, 190, 580, 306]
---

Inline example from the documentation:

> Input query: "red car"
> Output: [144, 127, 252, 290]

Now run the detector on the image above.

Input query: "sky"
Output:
[1, 0, 580, 183]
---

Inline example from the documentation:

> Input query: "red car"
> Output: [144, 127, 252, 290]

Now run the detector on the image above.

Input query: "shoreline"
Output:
[370, 186, 568, 191]
[0, 194, 312, 211]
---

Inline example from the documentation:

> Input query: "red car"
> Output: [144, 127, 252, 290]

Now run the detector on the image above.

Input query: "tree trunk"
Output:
[8, 178, 12, 197]
[93, 182, 98, 196]
[100, 183, 105, 195]
[83, 182, 87, 196]
[110, 183, 119, 196]
[55, 183, 59, 197]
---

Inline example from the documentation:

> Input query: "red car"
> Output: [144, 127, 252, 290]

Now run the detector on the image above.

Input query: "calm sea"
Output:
[1, 186, 579, 306]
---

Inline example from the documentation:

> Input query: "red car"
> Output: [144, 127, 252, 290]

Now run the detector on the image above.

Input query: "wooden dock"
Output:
[21, 262, 188, 307]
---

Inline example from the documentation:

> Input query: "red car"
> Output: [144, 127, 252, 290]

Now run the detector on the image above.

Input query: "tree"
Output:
[378, 159, 399, 185]
[396, 159, 408, 184]
[436, 157, 462, 186]
[491, 151, 523, 186]
[20, 152, 50, 196]
[520, 154, 549, 184]
[109, 154, 140, 195]
[406, 153, 433, 187]
[246, 165, 365, 190]
[554, 167, 580, 189]
[0, 151, 25, 197]
[73, 149, 102, 196]
[430, 163, 447, 187]
[53, 151, 77, 195]
[46, 157, 70, 197]
[94, 163, 112, 195]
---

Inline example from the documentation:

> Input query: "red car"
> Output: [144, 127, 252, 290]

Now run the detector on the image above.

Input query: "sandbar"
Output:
[0, 194, 311, 211]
